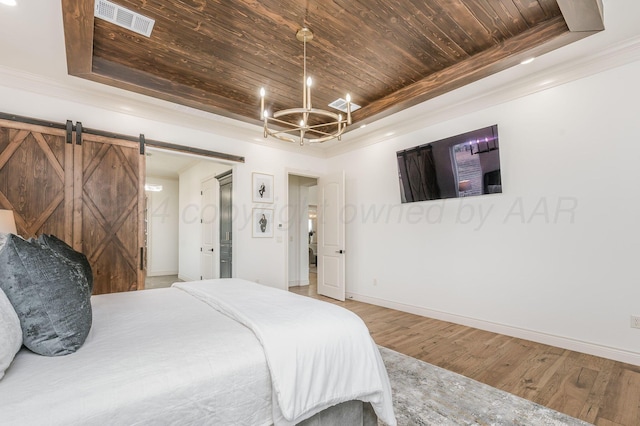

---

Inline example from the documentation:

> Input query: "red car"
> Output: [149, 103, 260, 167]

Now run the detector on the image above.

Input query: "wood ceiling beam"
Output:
[90, 58, 258, 123]
[61, 0, 94, 76]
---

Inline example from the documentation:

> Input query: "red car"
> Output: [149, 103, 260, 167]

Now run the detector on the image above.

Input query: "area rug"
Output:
[378, 346, 592, 426]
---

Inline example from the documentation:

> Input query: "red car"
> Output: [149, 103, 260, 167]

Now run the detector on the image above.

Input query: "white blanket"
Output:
[173, 279, 396, 426]
[0, 288, 272, 425]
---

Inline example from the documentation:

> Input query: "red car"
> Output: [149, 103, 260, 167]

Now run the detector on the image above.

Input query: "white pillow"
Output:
[0, 286, 22, 380]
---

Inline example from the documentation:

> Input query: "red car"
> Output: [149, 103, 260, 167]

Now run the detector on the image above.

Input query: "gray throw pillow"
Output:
[0, 234, 92, 356]
[37, 234, 94, 292]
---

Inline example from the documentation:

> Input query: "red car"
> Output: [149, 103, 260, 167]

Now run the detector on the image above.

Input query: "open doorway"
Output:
[287, 174, 318, 290]
[144, 148, 232, 289]
[288, 171, 346, 300]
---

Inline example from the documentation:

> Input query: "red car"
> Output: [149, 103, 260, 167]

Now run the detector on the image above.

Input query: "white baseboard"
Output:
[147, 270, 178, 277]
[288, 279, 310, 287]
[346, 292, 640, 367]
[178, 274, 198, 282]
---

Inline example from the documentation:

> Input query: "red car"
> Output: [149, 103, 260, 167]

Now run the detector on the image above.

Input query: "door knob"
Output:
[336, 249, 345, 254]
[210, 248, 214, 252]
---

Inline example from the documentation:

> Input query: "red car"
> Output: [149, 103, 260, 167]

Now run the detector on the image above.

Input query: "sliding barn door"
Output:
[73, 129, 146, 294]
[0, 119, 73, 241]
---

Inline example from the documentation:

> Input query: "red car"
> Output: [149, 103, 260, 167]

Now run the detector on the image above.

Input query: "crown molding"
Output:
[1, 34, 639, 161]
[0, 65, 329, 158]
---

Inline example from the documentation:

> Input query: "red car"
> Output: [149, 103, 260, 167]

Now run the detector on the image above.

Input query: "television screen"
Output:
[397, 125, 502, 203]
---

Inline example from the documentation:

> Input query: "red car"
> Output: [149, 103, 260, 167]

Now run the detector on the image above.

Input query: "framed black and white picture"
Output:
[252, 208, 274, 238]
[252, 172, 274, 203]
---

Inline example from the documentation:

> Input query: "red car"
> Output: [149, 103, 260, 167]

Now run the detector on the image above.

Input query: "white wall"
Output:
[308, 186, 318, 206]
[146, 176, 179, 276]
[326, 58, 640, 365]
[231, 146, 324, 289]
[175, 147, 325, 287]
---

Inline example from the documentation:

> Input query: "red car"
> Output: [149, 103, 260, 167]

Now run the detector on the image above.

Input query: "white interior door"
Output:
[200, 177, 218, 280]
[317, 171, 345, 301]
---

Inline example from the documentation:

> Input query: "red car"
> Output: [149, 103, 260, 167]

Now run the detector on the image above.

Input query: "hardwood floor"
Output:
[144, 274, 181, 290]
[290, 274, 640, 426]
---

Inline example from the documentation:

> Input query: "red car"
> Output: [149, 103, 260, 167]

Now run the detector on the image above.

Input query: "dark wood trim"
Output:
[145, 140, 245, 164]
[0, 112, 67, 130]
[61, 0, 95, 76]
[89, 57, 255, 124]
[353, 16, 600, 127]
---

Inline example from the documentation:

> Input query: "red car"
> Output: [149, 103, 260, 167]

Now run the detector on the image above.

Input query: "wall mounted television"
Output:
[397, 124, 502, 203]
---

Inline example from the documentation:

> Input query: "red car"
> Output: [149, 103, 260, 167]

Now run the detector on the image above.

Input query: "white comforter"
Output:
[173, 279, 396, 426]
[0, 288, 272, 425]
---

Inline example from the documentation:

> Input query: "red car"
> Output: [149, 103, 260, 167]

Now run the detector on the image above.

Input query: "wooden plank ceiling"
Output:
[61, 0, 604, 134]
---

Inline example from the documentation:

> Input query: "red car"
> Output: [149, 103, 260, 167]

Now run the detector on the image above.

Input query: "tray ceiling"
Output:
[61, 0, 604, 133]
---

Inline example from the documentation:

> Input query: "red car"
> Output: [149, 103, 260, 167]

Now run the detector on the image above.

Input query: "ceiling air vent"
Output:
[328, 98, 361, 113]
[94, 0, 155, 38]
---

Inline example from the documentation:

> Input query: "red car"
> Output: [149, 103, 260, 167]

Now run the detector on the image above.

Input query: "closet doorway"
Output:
[145, 148, 233, 288]
[287, 174, 318, 290]
[217, 170, 233, 278]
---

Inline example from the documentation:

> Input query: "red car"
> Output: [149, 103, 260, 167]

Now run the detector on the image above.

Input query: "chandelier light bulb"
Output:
[306, 77, 312, 87]
[346, 94, 351, 102]
[260, 87, 266, 118]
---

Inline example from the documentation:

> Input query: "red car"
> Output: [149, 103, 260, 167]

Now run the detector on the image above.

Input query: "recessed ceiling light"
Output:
[520, 57, 535, 65]
[359, 124, 367, 129]
[0, 0, 17, 6]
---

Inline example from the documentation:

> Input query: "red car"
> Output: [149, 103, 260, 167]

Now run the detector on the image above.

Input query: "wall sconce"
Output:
[0, 209, 17, 234]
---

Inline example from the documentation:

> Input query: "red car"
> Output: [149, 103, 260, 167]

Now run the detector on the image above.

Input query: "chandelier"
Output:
[259, 28, 351, 146]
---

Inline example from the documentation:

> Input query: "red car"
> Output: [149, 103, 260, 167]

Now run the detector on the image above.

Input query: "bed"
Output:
[0, 278, 396, 425]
